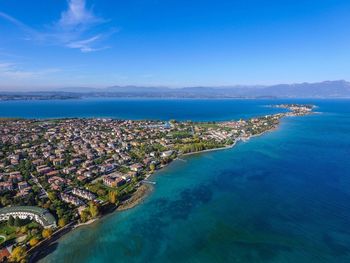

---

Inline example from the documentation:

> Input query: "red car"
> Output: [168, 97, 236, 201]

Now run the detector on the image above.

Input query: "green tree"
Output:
[14, 217, 21, 227]
[8, 215, 15, 226]
[80, 209, 90, 223]
[150, 163, 156, 171]
[20, 225, 28, 234]
[30, 228, 39, 236]
[89, 202, 100, 218]
[47, 191, 57, 201]
[1, 195, 10, 206]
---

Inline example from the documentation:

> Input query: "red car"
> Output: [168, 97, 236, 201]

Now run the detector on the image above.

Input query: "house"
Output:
[103, 175, 126, 187]
[143, 158, 152, 165]
[46, 170, 59, 177]
[77, 175, 87, 182]
[0, 246, 12, 262]
[53, 158, 64, 166]
[18, 181, 29, 190]
[70, 158, 82, 165]
[63, 166, 77, 175]
[32, 159, 45, 166]
[130, 163, 143, 172]
[9, 172, 23, 182]
[72, 188, 96, 200]
[16, 188, 31, 197]
[48, 176, 66, 190]
[37, 165, 52, 175]
[61, 193, 84, 206]
[103, 176, 116, 187]
[0, 182, 13, 192]
[101, 163, 117, 174]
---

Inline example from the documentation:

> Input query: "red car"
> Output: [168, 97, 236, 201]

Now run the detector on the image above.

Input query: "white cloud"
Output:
[59, 0, 103, 27]
[0, 0, 114, 52]
[53, 0, 110, 52]
[66, 35, 108, 52]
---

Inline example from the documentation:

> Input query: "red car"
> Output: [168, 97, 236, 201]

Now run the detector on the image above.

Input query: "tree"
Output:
[30, 228, 39, 236]
[89, 202, 100, 218]
[10, 246, 26, 262]
[150, 163, 156, 171]
[47, 191, 57, 201]
[14, 217, 21, 227]
[58, 218, 67, 228]
[29, 237, 39, 247]
[8, 215, 15, 226]
[1, 195, 11, 206]
[42, 228, 53, 239]
[20, 226, 28, 234]
[108, 191, 117, 204]
[80, 209, 90, 223]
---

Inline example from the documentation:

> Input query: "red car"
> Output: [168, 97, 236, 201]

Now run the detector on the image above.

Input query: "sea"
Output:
[1, 98, 349, 263]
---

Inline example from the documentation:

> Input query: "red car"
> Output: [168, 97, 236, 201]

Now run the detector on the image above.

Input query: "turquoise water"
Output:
[2, 99, 349, 262]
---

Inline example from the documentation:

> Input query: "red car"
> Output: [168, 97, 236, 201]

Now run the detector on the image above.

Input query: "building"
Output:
[0, 206, 56, 228]
[161, 150, 174, 158]
[36, 165, 52, 175]
[0, 246, 12, 262]
[103, 175, 126, 187]
[0, 182, 14, 192]
[72, 188, 96, 201]
[18, 181, 29, 191]
[130, 163, 143, 172]
[61, 193, 84, 206]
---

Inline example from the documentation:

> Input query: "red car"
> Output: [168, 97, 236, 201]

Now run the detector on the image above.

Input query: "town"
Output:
[0, 104, 314, 262]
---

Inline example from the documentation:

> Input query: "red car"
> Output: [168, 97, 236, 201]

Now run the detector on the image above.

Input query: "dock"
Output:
[141, 180, 157, 185]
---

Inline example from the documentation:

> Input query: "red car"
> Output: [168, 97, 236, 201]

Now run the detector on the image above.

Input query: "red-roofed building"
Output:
[0, 246, 12, 262]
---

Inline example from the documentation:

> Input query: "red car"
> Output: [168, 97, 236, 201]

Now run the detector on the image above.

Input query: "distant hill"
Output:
[1, 80, 350, 99]
[89, 80, 350, 98]
[251, 80, 350, 98]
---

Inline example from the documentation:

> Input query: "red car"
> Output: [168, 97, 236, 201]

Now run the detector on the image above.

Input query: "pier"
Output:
[141, 180, 157, 185]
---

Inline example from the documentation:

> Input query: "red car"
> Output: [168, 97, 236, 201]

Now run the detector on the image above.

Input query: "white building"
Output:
[0, 206, 56, 228]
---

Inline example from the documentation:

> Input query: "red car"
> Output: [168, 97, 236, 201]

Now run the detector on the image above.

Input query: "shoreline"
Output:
[181, 143, 235, 156]
[116, 184, 153, 211]
[73, 218, 98, 229]
[28, 105, 314, 262]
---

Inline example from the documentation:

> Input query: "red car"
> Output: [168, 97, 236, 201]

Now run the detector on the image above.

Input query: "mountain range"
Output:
[1, 80, 350, 99]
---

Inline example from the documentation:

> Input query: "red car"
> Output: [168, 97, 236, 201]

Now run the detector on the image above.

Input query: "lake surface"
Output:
[2, 98, 349, 263]
[0, 98, 287, 121]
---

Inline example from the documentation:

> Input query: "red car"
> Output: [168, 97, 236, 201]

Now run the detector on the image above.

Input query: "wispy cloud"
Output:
[52, 0, 112, 52]
[0, 0, 114, 52]
[66, 35, 108, 53]
[0, 62, 60, 79]
[0, 12, 31, 30]
[0, 11, 42, 40]
[58, 0, 103, 27]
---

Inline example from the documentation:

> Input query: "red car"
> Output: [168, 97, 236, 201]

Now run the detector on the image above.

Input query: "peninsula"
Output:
[0, 104, 314, 262]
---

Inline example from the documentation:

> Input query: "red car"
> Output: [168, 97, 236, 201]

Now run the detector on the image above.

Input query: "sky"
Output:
[0, 0, 350, 90]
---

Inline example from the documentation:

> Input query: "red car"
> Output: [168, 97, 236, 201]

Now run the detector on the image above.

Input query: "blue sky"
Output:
[0, 0, 349, 90]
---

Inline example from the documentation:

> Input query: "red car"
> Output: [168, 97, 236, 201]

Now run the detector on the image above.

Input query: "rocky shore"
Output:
[117, 184, 153, 211]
